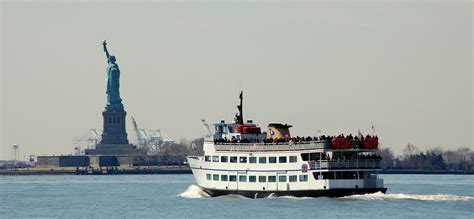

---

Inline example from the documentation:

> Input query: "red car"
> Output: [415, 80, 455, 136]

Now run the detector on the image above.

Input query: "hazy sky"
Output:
[1, 1, 472, 160]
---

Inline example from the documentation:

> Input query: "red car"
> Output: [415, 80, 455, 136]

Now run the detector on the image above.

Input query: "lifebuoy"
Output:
[302, 163, 308, 172]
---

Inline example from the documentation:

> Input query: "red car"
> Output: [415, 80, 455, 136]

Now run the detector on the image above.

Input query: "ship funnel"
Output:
[267, 123, 292, 139]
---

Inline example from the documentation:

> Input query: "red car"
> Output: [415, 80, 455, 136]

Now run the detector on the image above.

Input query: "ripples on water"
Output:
[1, 174, 473, 218]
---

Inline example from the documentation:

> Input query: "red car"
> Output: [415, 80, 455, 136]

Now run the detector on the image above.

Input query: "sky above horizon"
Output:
[1, 1, 473, 160]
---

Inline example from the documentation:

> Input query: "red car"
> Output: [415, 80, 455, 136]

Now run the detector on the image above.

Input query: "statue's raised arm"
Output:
[102, 40, 110, 60]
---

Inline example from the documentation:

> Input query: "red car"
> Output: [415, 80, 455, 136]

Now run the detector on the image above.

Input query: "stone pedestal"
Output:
[100, 107, 129, 145]
[84, 106, 145, 156]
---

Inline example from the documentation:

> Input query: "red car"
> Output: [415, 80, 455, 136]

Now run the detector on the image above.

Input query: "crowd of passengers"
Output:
[305, 152, 382, 161]
[214, 134, 378, 144]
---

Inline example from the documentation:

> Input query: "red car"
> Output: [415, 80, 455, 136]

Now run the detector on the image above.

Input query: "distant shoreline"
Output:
[1, 167, 473, 176]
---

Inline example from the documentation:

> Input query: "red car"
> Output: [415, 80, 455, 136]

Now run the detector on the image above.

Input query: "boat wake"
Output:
[177, 185, 210, 199]
[341, 192, 474, 202]
[178, 186, 474, 201]
[178, 185, 249, 199]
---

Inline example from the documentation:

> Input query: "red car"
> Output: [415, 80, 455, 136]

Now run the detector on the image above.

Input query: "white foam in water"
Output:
[342, 192, 474, 202]
[278, 196, 317, 200]
[178, 185, 250, 199]
[178, 185, 210, 199]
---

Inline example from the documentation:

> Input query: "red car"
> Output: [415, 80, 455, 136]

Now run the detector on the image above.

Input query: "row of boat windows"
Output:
[204, 155, 298, 164]
[206, 174, 308, 183]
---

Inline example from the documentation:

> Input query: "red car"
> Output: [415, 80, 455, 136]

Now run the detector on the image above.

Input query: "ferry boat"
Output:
[187, 92, 387, 198]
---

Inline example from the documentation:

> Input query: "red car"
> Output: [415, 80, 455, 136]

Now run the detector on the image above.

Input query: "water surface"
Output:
[1, 174, 473, 218]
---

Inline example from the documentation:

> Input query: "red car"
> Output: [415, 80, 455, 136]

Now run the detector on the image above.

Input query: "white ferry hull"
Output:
[201, 186, 387, 198]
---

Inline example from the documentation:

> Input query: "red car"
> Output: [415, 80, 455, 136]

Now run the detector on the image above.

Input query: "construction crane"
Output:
[132, 116, 144, 147]
[200, 119, 213, 139]
[73, 129, 102, 152]
[131, 116, 175, 150]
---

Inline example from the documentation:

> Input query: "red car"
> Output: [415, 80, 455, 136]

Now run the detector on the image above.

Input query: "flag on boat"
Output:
[358, 129, 363, 139]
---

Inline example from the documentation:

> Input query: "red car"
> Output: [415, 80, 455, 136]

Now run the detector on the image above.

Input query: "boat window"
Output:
[289, 175, 297, 182]
[268, 176, 276, 182]
[313, 172, 324, 180]
[249, 176, 257, 182]
[239, 157, 247, 163]
[213, 174, 219, 181]
[212, 156, 219, 162]
[301, 153, 309, 161]
[205, 156, 211, 162]
[289, 156, 297, 163]
[206, 174, 211, 180]
[259, 157, 267, 164]
[299, 175, 308, 182]
[258, 176, 266, 182]
[321, 172, 335, 180]
[269, 157, 277, 163]
[320, 171, 359, 180]
[239, 175, 247, 182]
[249, 157, 257, 163]
[229, 175, 237, 182]
[221, 175, 228, 181]
[278, 175, 287, 182]
[220, 156, 228, 163]
[230, 156, 238, 163]
[279, 156, 287, 163]
[309, 153, 320, 161]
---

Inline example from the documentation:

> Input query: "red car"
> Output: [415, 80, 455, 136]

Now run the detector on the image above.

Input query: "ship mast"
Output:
[236, 91, 244, 124]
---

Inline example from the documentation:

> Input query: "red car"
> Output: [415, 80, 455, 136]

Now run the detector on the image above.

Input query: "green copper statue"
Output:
[102, 40, 123, 110]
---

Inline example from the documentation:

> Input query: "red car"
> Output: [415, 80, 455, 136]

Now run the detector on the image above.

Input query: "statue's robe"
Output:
[106, 62, 122, 107]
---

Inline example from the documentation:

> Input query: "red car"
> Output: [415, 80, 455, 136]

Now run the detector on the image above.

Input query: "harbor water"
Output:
[0, 174, 473, 218]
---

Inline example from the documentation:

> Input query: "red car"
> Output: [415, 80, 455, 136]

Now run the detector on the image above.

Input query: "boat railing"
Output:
[309, 160, 381, 169]
[214, 141, 331, 152]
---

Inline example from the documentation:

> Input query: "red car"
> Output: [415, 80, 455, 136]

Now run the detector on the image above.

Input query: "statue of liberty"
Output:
[102, 40, 123, 110]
